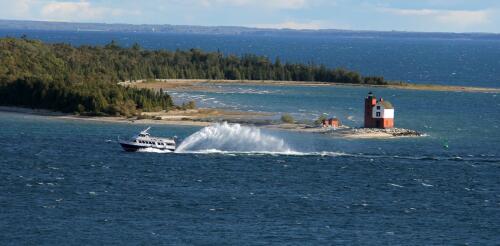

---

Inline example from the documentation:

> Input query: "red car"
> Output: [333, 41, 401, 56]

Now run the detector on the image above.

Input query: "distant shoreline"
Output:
[2, 19, 500, 38]
[123, 79, 500, 93]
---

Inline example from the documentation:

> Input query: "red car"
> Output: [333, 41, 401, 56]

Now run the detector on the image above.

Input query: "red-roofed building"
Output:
[322, 118, 341, 128]
[364, 92, 395, 129]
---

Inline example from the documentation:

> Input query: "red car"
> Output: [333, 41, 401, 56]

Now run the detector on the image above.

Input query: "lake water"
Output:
[1, 29, 500, 87]
[1, 84, 499, 244]
[0, 29, 499, 244]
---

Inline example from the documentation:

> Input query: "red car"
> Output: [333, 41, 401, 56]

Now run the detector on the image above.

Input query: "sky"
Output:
[1, 0, 500, 33]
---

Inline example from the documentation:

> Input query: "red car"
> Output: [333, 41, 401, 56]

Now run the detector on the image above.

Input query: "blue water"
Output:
[1, 29, 500, 244]
[171, 84, 500, 156]
[1, 84, 499, 244]
[1, 29, 500, 87]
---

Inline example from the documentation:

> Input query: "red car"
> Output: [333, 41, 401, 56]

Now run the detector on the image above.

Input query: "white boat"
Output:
[119, 127, 176, 152]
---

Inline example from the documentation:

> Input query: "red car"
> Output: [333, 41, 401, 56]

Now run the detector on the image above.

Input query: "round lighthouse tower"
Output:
[364, 92, 377, 128]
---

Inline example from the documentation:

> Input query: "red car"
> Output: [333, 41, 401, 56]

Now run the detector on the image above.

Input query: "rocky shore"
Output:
[329, 127, 424, 139]
[0, 106, 424, 139]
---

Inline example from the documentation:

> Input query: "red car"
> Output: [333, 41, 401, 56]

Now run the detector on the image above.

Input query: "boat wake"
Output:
[173, 123, 362, 157]
[137, 147, 174, 154]
[175, 122, 294, 154]
[133, 123, 499, 163]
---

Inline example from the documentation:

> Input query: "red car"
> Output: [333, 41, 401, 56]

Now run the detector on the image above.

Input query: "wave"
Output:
[137, 147, 174, 154]
[130, 122, 499, 164]
[176, 149, 349, 157]
[175, 149, 499, 163]
[175, 122, 293, 153]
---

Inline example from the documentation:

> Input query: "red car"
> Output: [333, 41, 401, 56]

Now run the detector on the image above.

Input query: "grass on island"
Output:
[125, 79, 500, 93]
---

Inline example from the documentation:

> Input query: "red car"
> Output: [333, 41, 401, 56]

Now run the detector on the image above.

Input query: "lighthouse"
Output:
[364, 92, 394, 129]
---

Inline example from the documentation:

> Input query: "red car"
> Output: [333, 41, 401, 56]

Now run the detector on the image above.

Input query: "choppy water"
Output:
[1, 29, 500, 244]
[1, 29, 500, 87]
[171, 83, 500, 156]
[1, 83, 499, 244]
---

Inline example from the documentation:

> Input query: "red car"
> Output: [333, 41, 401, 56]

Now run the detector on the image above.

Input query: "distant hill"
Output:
[1, 19, 499, 40]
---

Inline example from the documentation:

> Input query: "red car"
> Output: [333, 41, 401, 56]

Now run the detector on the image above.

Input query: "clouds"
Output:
[0, 0, 499, 32]
[0, 0, 138, 22]
[0, 0, 35, 19]
[379, 7, 493, 29]
[193, 0, 311, 9]
[41, 1, 106, 21]
[435, 10, 491, 26]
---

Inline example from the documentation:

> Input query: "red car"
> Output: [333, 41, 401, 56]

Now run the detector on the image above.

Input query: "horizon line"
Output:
[1, 19, 499, 35]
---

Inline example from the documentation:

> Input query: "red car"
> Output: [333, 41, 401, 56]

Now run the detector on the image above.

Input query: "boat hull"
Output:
[119, 142, 175, 152]
[120, 142, 142, 152]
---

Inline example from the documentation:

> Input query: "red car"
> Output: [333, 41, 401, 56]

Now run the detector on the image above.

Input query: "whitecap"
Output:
[137, 147, 174, 154]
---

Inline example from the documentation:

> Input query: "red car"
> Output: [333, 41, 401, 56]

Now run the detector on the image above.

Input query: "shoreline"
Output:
[121, 79, 500, 93]
[0, 106, 423, 139]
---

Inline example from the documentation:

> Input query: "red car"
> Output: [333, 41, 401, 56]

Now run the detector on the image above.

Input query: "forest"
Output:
[0, 37, 387, 115]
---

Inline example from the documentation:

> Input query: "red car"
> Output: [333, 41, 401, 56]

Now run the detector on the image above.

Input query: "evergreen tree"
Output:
[0, 37, 388, 116]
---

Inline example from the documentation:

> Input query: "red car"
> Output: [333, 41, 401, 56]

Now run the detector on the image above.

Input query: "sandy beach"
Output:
[0, 106, 265, 127]
[1, 78, 441, 139]
[120, 79, 500, 93]
[0, 106, 423, 139]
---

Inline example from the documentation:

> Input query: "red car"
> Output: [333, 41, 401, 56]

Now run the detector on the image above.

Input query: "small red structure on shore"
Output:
[322, 118, 341, 128]
[364, 92, 395, 129]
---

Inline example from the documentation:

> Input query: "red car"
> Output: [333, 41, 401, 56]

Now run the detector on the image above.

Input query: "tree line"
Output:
[0, 37, 387, 115]
[0, 77, 173, 116]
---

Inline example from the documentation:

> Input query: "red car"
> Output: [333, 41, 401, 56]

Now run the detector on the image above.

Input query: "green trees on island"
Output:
[0, 77, 173, 116]
[0, 38, 175, 116]
[0, 37, 387, 115]
[281, 114, 295, 124]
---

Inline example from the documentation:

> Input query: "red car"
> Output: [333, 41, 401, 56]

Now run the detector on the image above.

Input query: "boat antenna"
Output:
[141, 127, 151, 134]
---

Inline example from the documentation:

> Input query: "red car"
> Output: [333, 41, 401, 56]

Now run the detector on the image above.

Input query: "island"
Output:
[1, 37, 497, 138]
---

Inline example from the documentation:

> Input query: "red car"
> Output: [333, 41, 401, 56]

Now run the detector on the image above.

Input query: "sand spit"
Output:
[120, 79, 500, 93]
[332, 127, 424, 139]
[0, 107, 424, 139]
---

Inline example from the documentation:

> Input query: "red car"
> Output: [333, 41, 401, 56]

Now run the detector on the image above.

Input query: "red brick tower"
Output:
[364, 92, 377, 128]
